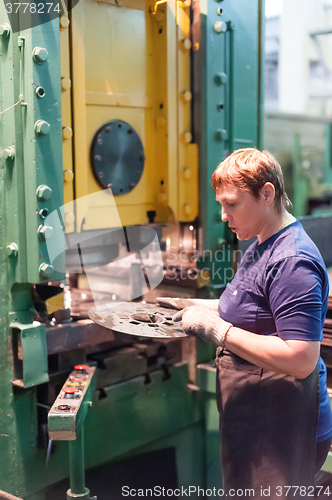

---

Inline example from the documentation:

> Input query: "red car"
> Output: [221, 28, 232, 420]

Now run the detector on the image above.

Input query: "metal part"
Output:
[0, 23, 10, 38]
[32, 46, 48, 64]
[6, 243, 18, 257]
[38, 225, 53, 241]
[3, 147, 15, 161]
[39, 263, 54, 279]
[89, 303, 186, 338]
[35, 120, 51, 136]
[37, 184, 52, 201]
[90, 120, 145, 194]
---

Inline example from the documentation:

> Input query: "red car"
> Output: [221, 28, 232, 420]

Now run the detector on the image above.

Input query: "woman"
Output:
[157, 149, 332, 498]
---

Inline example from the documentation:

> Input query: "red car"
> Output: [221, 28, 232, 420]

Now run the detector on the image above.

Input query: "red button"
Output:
[63, 386, 78, 394]
[74, 364, 89, 373]
[63, 386, 79, 399]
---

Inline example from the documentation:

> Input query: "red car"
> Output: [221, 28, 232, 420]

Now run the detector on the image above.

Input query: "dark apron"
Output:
[215, 348, 320, 500]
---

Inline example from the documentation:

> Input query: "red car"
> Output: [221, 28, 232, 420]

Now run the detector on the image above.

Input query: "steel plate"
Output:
[88, 303, 187, 338]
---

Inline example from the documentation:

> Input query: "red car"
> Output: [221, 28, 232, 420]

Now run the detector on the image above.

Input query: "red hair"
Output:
[212, 148, 292, 213]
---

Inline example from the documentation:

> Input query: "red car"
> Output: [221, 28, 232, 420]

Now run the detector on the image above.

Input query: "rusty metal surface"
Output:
[89, 303, 186, 338]
[46, 319, 134, 355]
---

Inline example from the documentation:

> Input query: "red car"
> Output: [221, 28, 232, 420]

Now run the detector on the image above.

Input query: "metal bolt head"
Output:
[37, 185, 52, 201]
[35, 120, 51, 136]
[6, 243, 18, 257]
[156, 192, 167, 204]
[183, 167, 192, 179]
[61, 76, 71, 92]
[215, 72, 228, 85]
[0, 23, 10, 38]
[155, 116, 166, 127]
[39, 263, 54, 279]
[184, 204, 192, 215]
[32, 46, 48, 64]
[62, 126, 73, 140]
[3, 147, 15, 161]
[64, 212, 75, 226]
[214, 21, 227, 33]
[63, 170, 74, 183]
[180, 38, 191, 51]
[180, 90, 192, 102]
[60, 16, 70, 30]
[180, 131, 192, 144]
[215, 129, 228, 141]
[38, 225, 53, 241]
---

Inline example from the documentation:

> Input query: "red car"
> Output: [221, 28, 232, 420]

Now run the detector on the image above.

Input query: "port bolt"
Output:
[214, 21, 227, 33]
[6, 243, 18, 257]
[0, 23, 10, 38]
[35, 120, 50, 136]
[37, 185, 52, 201]
[38, 225, 53, 241]
[61, 76, 71, 91]
[62, 126, 73, 140]
[39, 263, 54, 279]
[3, 147, 15, 161]
[32, 46, 48, 64]
[63, 169, 74, 183]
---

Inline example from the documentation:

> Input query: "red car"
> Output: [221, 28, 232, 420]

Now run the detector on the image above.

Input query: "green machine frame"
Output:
[196, 0, 264, 295]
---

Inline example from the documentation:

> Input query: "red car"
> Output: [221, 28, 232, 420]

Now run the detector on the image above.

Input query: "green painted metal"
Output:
[67, 426, 91, 499]
[292, 132, 309, 217]
[27, 364, 205, 499]
[197, 364, 222, 490]
[0, 4, 65, 496]
[197, 0, 264, 293]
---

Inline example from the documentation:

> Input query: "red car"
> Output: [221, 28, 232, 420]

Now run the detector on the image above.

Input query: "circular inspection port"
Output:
[39, 208, 49, 219]
[216, 7, 223, 14]
[35, 86, 46, 98]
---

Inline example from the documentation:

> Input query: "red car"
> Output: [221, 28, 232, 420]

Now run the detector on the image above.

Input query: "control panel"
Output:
[48, 364, 96, 441]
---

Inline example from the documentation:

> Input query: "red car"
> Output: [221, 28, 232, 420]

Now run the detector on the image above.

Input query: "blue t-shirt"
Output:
[218, 220, 332, 442]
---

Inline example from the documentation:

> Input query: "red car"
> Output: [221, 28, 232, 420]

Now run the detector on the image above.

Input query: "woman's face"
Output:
[216, 184, 266, 241]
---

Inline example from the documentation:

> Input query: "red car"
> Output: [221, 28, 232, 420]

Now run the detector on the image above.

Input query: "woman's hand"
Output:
[172, 305, 232, 346]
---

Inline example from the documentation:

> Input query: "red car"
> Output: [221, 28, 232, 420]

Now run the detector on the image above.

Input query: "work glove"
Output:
[172, 305, 232, 347]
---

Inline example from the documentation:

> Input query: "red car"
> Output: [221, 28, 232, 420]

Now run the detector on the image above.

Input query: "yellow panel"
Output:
[166, 0, 178, 219]
[177, 0, 198, 221]
[45, 292, 65, 315]
[67, 0, 198, 230]
[84, 1, 147, 96]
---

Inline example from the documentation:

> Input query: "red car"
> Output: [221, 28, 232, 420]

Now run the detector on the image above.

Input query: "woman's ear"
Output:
[261, 182, 275, 205]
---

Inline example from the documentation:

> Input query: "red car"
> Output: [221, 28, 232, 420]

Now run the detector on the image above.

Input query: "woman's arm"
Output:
[224, 325, 320, 379]
[173, 305, 320, 379]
